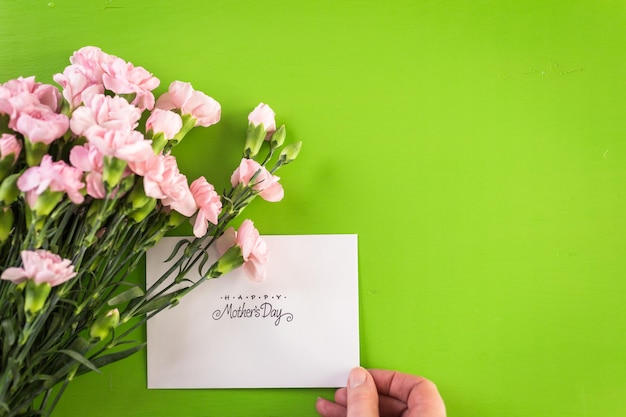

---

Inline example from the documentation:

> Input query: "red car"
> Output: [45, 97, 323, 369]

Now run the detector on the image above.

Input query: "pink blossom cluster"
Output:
[53, 46, 159, 111]
[0, 46, 291, 285]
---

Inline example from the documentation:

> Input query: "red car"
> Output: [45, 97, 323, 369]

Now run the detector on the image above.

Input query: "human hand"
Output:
[315, 367, 446, 417]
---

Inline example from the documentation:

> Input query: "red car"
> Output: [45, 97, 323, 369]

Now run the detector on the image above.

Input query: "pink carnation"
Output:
[102, 57, 160, 111]
[155, 81, 221, 127]
[69, 143, 106, 198]
[69, 46, 114, 81]
[1, 250, 77, 287]
[15, 103, 69, 145]
[217, 220, 268, 282]
[70, 94, 141, 137]
[53, 64, 104, 109]
[53, 46, 116, 108]
[146, 108, 183, 140]
[230, 158, 284, 202]
[0, 86, 13, 121]
[190, 176, 222, 237]
[2, 76, 61, 112]
[0, 133, 22, 164]
[87, 129, 153, 163]
[161, 172, 197, 217]
[129, 154, 196, 216]
[1, 78, 63, 132]
[248, 103, 276, 134]
[1, 92, 36, 130]
[18, 155, 85, 206]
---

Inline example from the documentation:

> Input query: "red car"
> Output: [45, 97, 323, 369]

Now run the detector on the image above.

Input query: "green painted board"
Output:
[1, 1, 626, 416]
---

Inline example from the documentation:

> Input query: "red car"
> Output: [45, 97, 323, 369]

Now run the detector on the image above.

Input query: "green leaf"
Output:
[197, 250, 210, 277]
[76, 343, 146, 377]
[107, 287, 145, 306]
[9, 358, 20, 390]
[2, 318, 15, 345]
[131, 288, 188, 317]
[30, 374, 55, 382]
[58, 349, 100, 374]
[165, 238, 190, 262]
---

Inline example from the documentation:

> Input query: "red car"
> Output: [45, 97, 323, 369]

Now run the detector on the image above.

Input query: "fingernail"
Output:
[348, 367, 367, 388]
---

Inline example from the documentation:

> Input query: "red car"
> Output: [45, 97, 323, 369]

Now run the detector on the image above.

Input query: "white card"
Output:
[146, 234, 360, 388]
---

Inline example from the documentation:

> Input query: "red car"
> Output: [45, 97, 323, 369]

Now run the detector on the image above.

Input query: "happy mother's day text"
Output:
[212, 294, 294, 327]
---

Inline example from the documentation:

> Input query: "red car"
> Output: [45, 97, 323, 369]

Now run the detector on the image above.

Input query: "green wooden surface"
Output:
[2, 1, 626, 416]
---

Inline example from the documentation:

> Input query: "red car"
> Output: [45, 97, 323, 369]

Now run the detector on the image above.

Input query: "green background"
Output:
[2, 0, 626, 416]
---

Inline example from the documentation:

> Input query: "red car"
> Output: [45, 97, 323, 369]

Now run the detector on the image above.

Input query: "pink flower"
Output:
[2, 76, 62, 112]
[128, 155, 168, 198]
[53, 46, 116, 108]
[129, 154, 196, 216]
[248, 103, 276, 134]
[230, 158, 284, 202]
[87, 129, 153, 163]
[15, 103, 69, 145]
[146, 108, 183, 140]
[1, 250, 77, 286]
[155, 81, 221, 127]
[1, 78, 63, 133]
[102, 57, 160, 110]
[53, 64, 104, 109]
[0, 133, 22, 164]
[69, 143, 106, 198]
[69, 46, 114, 81]
[0, 86, 13, 121]
[70, 94, 141, 137]
[18, 155, 85, 206]
[2, 92, 37, 130]
[190, 176, 222, 237]
[161, 172, 197, 217]
[217, 220, 268, 282]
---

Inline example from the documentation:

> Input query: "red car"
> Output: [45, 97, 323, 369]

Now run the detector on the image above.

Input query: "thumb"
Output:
[346, 367, 379, 417]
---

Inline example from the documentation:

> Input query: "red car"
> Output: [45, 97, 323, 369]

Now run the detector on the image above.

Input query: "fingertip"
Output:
[348, 366, 369, 388]
[315, 396, 329, 414]
[346, 367, 379, 417]
[315, 396, 347, 417]
[334, 387, 348, 405]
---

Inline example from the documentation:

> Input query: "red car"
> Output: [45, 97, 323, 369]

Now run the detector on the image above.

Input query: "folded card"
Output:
[146, 234, 360, 389]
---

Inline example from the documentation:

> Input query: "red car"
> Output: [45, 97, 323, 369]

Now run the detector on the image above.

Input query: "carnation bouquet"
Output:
[0, 46, 301, 417]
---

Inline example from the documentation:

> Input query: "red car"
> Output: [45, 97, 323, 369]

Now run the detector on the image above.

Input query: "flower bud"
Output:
[129, 199, 157, 223]
[24, 280, 51, 316]
[31, 190, 64, 217]
[270, 125, 286, 149]
[0, 207, 14, 243]
[0, 133, 22, 181]
[166, 210, 187, 228]
[89, 308, 120, 342]
[205, 245, 244, 278]
[278, 141, 302, 164]
[126, 179, 157, 222]
[170, 114, 197, 145]
[24, 140, 49, 167]
[0, 173, 20, 206]
[243, 122, 266, 158]
[102, 156, 128, 189]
